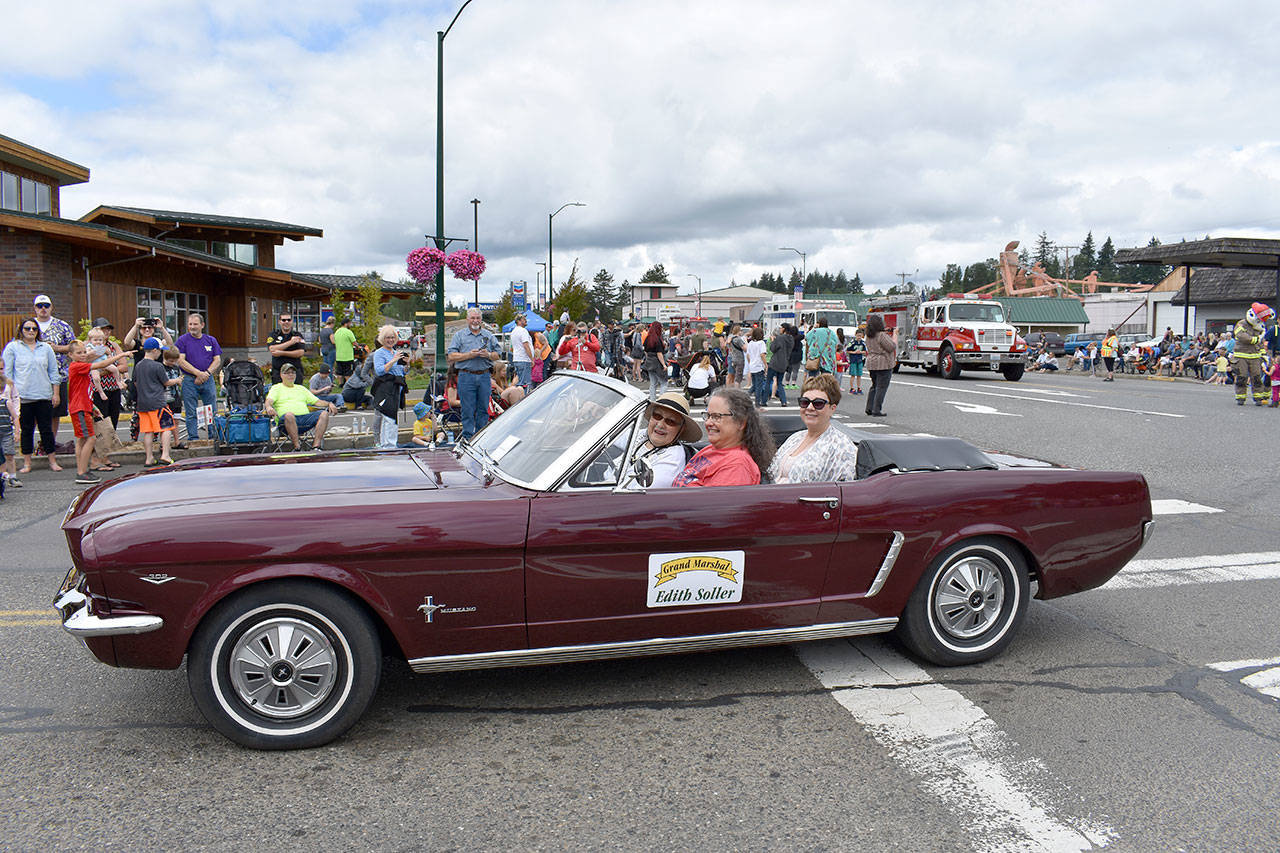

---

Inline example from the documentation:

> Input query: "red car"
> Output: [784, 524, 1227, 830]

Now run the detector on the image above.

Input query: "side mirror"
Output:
[631, 458, 654, 488]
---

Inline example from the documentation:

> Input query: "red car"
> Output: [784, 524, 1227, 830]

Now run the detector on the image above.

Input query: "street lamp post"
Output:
[536, 262, 548, 310]
[470, 197, 481, 307]
[548, 202, 585, 306]
[686, 273, 702, 318]
[432, 0, 475, 373]
[779, 247, 807, 293]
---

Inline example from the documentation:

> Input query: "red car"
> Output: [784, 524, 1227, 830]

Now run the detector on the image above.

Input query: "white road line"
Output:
[946, 400, 1022, 416]
[1104, 551, 1280, 590]
[1206, 658, 1280, 700]
[795, 638, 1115, 852]
[1150, 499, 1224, 515]
[894, 379, 1184, 418]
[1207, 657, 1280, 672]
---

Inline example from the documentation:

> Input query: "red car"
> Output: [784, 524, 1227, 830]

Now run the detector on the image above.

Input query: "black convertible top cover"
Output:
[855, 434, 997, 479]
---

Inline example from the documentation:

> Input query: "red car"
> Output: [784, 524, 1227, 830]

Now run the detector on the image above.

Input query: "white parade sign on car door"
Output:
[646, 550, 745, 608]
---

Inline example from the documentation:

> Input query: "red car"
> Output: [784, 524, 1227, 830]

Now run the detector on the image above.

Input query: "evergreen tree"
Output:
[639, 264, 670, 284]
[939, 264, 964, 292]
[1072, 231, 1097, 279]
[590, 268, 619, 321]
[834, 271, 850, 293]
[555, 260, 591, 320]
[1097, 236, 1117, 280]
[788, 268, 803, 290]
[961, 259, 999, 292]
[850, 273, 863, 294]
[492, 290, 516, 329]
[1018, 246, 1032, 270]
[1134, 236, 1170, 286]
[614, 278, 632, 318]
[1032, 231, 1061, 277]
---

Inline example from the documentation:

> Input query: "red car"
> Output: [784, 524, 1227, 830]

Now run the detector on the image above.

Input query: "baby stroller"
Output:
[213, 359, 272, 454]
[674, 349, 724, 394]
[420, 372, 462, 447]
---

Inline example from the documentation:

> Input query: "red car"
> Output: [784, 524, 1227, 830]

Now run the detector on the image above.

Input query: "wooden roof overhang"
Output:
[1116, 237, 1280, 316]
[79, 206, 322, 243]
[0, 134, 90, 186]
[1, 211, 327, 293]
[1115, 238, 1280, 270]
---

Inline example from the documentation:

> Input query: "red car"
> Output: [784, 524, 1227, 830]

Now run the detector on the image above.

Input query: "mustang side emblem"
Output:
[418, 597, 476, 623]
[141, 574, 176, 585]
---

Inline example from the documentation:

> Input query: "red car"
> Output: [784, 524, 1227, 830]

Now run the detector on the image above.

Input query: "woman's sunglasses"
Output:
[797, 396, 830, 410]
[21, 325, 38, 332]
[650, 410, 683, 428]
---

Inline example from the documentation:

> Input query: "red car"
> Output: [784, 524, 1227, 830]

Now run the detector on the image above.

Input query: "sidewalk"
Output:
[15, 407, 421, 472]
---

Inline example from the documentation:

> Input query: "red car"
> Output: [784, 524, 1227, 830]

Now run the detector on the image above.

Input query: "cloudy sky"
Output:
[5, 1, 1279, 303]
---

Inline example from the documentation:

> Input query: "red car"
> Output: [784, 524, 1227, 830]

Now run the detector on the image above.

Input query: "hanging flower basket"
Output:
[446, 249, 486, 282]
[406, 246, 447, 283]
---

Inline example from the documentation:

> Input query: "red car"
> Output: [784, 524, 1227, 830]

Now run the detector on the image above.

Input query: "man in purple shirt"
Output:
[174, 313, 222, 440]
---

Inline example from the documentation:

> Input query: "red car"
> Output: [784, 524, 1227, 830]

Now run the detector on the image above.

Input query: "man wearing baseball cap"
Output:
[32, 294, 76, 429]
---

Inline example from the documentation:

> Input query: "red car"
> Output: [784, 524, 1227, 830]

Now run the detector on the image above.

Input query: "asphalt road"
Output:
[2, 368, 1278, 851]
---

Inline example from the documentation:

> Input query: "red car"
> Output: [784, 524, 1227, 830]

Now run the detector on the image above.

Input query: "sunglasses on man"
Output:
[35, 303, 51, 309]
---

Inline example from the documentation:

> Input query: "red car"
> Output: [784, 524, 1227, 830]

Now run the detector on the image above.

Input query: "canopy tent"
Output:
[502, 310, 548, 333]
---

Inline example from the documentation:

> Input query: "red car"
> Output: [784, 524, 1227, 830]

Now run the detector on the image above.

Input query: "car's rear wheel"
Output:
[896, 537, 1028, 666]
[188, 581, 381, 749]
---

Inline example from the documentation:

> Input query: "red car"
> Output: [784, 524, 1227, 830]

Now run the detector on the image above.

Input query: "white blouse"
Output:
[768, 426, 860, 483]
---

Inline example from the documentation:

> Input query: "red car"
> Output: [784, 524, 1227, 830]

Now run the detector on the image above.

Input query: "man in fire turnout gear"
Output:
[1232, 301, 1274, 406]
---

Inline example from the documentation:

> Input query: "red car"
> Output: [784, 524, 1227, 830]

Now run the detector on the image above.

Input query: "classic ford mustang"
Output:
[54, 372, 1152, 749]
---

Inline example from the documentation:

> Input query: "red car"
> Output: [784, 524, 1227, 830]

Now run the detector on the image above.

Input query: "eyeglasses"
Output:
[650, 411, 683, 428]
[34, 303, 51, 309]
[797, 396, 830, 410]
[703, 411, 732, 422]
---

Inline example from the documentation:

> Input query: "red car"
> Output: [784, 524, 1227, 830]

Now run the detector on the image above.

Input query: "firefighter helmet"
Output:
[1247, 302, 1275, 326]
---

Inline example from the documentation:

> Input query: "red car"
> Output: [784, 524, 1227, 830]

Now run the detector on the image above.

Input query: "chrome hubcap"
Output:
[229, 617, 338, 719]
[933, 556, 1005, 639]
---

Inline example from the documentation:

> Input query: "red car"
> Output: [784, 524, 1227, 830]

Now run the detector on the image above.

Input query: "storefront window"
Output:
[136, 286, 207, 335]
[249, 297, 258, 344]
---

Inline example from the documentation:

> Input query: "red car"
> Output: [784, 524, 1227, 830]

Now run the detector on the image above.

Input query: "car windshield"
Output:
[469, 373, 627, 485]
[814, 310, 856, 327]
[947, 303, 1006, 323]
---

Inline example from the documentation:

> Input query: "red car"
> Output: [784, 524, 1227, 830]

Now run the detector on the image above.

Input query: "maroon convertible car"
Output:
[54, 372, 1152, 749]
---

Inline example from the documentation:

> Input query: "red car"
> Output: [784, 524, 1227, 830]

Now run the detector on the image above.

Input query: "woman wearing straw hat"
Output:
[636, 391, 703, 488]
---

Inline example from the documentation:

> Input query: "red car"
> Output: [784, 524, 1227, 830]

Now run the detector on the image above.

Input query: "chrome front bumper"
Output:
[53, 570, 164, 638]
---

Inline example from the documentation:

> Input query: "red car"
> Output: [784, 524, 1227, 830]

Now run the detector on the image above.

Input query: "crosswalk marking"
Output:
[1150, 499, 1223, 515]
[1207, 658, 1280, 700]
[795, 638, 1116, 852]
[1105, 551, 1280, 590]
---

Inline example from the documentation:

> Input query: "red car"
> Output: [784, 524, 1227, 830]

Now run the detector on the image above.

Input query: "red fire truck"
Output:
[863, 293, 1026, 381]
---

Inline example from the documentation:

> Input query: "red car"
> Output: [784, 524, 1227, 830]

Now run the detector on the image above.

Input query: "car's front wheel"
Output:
[939, 346, 962, 379]
[896, 537, 1029, 666]
[188, 581, 381, 749]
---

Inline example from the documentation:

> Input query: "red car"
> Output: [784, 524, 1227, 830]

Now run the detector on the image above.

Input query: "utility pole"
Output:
[1057, 244, 1079, 280]
[895, 269, 918, 290]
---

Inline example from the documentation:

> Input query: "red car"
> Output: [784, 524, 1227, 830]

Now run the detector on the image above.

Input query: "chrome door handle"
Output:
[798, 496, 839, 508]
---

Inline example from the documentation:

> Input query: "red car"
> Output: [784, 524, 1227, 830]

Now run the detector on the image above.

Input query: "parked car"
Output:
[1062, 333, 1102, 356]
[54, 372, 1153, 749]
[1022, 332, 1065, 355]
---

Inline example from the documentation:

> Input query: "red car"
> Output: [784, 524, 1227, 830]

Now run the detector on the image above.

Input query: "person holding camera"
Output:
[556, 322, 601, 373]
[446, 308, 501, 440]
[372, 325, 412, 448]
[123, 315, 175, 359]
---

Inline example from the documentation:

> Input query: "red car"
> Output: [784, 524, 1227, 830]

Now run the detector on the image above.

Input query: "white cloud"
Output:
[5, 0, 1280, 300]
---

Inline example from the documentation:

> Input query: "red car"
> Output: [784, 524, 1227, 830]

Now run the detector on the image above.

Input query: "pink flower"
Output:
[446, 249, 487, 282]
[406, 246, 447, 282]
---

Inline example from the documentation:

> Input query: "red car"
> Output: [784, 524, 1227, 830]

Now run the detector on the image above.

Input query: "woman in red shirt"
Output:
[673, 388, 775, 487]
[556, 323, 601, 372]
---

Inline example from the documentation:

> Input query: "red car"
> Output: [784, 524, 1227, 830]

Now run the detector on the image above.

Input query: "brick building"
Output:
[0, 133, 327, 355]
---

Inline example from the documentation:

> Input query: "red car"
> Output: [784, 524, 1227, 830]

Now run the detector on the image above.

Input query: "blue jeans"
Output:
[322, 347, 336, 371]
[750, 370, 767, 407]
[512, 360, 533, 388]
[457, 370, 490, 439]
[767, 369, 787, 406]
[182, 375, 218, 439]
